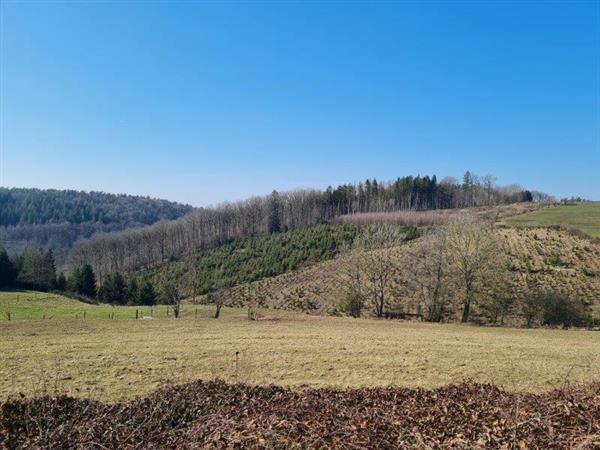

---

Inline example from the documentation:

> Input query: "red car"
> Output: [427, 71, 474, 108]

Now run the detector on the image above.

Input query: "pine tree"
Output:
[15, 248, 55, 291]
[72, 264, 96, 299]
[98, 272, 126, 304]
[138, 279, 156, 306]
[0, 248, 16, 289]
[267, 190, 282, 234]
[126, 278, 139, 304]
[55, 272, 67, 291]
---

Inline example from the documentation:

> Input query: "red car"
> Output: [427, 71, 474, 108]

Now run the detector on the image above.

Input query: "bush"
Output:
[540, 292, 590, 328]
[339, 292, 364, 318]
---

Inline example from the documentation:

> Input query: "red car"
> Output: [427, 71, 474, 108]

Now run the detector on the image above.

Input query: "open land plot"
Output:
[1, 296, 599, 402]
[505, 201, 600, 238]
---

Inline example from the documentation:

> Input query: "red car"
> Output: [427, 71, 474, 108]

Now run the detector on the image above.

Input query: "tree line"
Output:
[0, 187, 193, 266]
[0, 246, 157, 306]
[69, 172, 535, 279]
[0, 187, 192, 227]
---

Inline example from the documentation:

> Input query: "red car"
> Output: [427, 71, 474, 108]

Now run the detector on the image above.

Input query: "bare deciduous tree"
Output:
[161, 279, 182, 318]
[404, 228, 451, 322]
[340, 225, 406, 318]
[445, 219, 504, 323]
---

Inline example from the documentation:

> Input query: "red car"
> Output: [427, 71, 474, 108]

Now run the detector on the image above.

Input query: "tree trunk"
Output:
[461, 295, 471, 322]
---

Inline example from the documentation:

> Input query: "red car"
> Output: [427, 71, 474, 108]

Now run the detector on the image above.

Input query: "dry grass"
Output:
[1, 304, 599, 402]
[336, 202, 545, 227]
[220, 227, 600, 316]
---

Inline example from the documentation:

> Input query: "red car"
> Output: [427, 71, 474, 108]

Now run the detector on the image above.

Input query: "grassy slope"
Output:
[504, 201, 600, 238]
[1, 303, 599, 400]
[217, 227, 600, 317]
[140, 224, 362, 296]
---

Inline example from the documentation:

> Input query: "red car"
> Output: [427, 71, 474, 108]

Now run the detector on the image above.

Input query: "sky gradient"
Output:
[1, 1, 599, 206]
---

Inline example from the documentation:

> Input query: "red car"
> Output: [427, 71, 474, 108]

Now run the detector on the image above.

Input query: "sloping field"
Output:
[3, 380, 599, 449]
[219, 227, 600, 316]
[505, 201, 600, 238]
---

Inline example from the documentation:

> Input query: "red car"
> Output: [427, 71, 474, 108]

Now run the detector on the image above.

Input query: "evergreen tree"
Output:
[55, 272, 67, 291]
[98, 272, 126, 304]
[267, 190, 282, 234]
[126, 277, 139, 304]
[72, 264, 97, 298]
[138, 279, 156, 306]
[0, 248, 16, 289]
[15, 248, 56, 291]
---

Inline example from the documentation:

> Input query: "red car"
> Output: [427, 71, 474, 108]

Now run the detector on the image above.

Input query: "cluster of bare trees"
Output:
[68, 173, 533, 280]
[339, 220, 506, 323]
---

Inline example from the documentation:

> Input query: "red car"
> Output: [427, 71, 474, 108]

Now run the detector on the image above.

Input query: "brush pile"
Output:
[2, 380, 599, 449]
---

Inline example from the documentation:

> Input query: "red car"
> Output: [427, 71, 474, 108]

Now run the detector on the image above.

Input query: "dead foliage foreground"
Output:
[1, 380, 599, 449]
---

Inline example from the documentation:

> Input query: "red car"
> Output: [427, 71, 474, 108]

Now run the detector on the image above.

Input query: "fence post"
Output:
[6, 311, 10, 321]
[135, 309, 138, 320]
[235, 351, 240, 381]
[83, 311, 86, 320]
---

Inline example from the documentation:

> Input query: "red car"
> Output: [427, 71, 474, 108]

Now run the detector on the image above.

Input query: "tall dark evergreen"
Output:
[71, 264, 97, 299]
[98, 272, 127, 304]
[0, 248, 16, 289]
[15, 248, 56, 291]
[137, 279, 157, 306]
[267, 190, 282, 234]
[55, 272, 67, 291]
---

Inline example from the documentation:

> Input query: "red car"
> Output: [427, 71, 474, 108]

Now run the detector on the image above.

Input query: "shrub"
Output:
[339, 292, 364, 318]
[540, 292, 590, 328]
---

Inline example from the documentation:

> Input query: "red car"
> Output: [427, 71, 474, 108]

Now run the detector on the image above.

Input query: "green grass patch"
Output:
[505, 202, 600, 238]
[0, 290, 182, 321]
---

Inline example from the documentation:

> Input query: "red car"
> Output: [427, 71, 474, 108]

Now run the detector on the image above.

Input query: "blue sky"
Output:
[1, 1, 598, 206]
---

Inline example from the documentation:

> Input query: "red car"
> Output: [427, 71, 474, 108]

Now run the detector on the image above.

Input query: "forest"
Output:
[0, 188, 192, 264]
[68, 172, 535, 278]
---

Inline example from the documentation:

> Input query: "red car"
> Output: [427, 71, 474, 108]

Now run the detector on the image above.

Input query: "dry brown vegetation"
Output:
[2, 305, 599, 401]
[336, 202, 545, 227]
[218, 227, 600, 322]
[2, 379, 599, 449]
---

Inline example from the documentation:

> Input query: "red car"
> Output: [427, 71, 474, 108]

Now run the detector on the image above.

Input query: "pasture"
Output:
[505, 201, 600, 237]
[1, 292, 599, 402]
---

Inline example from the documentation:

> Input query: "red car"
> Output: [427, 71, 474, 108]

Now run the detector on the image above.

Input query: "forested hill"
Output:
[0, 188, 193, 265]
[69, 172, 538, 278]
[0, 188, 192, 227]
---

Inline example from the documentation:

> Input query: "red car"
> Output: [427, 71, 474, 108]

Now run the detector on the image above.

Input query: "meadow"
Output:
[505, 201, 600, 237]
[1, 292, 599, 402]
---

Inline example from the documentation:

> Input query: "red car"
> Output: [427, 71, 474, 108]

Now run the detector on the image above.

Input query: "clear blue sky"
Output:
[1, 1, 598, 206]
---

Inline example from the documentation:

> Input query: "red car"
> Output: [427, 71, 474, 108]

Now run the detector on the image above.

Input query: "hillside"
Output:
[215, 227, 600, 322]
[0, 188, 192, 264]
[504, 201, 600, 238]
[137, 224, 367, 296]
[67, 173, 534, 278]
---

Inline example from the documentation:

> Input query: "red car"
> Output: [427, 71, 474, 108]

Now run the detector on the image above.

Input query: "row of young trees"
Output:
[69, 172, 535, 279]
[338, 222, 592, 328]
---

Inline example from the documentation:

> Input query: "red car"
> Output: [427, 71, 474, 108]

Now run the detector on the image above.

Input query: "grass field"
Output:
[1, 292, 599, 402]
[0, 290, 185, 321]
[505, 201, 600, 237]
